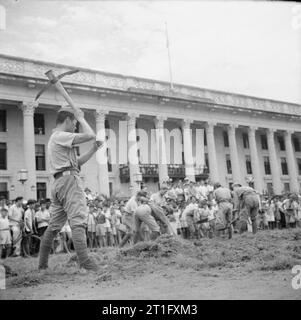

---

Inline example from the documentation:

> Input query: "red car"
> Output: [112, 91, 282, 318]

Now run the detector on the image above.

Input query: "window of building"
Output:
[293, 137, 300, 152]
[34, 113, 45, 135]
[264, 156, 271, 175]
[105, 120, 110, 129]
[35, 144, 46, 171]
[267, 182, 273, 196]
[229, 182, 233, 190]
[281, 157, 288, 175]
[36, 183, 47, 200]
[0, 143, 7, 170]
[284, 182, 290, 193]
[226, 154, 232, 174]
[278, 136, 285, 151]
[223, 131, 229, 147]
[0, 110, 7, 132]
[204, 131, 207, 146]
[261, 135, 268, 150]
[136, 136, 140, 142]
[298, 158, 301, 175]
[0, 182, 8, 200]
[205, 153, 209, 172]
[242, 133, 249, 149]
[246, 155, 252, 174]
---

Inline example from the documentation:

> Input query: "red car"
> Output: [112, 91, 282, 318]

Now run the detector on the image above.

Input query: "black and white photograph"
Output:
[0, 0, 300, 301]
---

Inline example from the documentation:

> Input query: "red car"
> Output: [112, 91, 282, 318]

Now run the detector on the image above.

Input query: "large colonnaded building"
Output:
[0, 54, 301, 200]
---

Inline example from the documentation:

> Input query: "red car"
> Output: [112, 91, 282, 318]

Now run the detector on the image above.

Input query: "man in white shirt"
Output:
[35, 199, 51, 237]
[197, 180, 208, 200]
[150, 186, 168, 206]
[23, 199, 36, 256]
[8, 197, 24, 257]
[181, 197, 199, 239]
[119, 193, 139, 248]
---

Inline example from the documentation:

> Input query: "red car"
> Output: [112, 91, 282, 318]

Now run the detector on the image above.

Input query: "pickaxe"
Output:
[35, 69, 103, 148]
[35, 69, 80, 114]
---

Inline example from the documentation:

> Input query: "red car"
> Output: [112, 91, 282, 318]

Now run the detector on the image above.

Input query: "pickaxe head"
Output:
[35, 69, 79, 101]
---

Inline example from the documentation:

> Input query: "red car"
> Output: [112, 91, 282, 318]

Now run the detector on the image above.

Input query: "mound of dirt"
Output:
[120, 234, 194, 258]
[119, 230, 301, 271]
[4, 229, 301, 290]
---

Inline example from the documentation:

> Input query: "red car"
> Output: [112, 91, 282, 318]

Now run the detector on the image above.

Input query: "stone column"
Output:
[266, 128, 282, 194]
[284, 130, 299, 192]
[95, 109, 110, 197]
[227, 124, 242, 184]
[127, 113, 140, 194]
[182, 119, 195, 182]
[248, 126, 263, 193]
[154, 116, 169, 185]
[20, 101, 38, 200]
[195, 127, 205, 168]
[205, 122, 219, 183]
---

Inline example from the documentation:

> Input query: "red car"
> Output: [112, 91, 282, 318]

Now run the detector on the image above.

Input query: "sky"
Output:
[0, 0, 300, 104]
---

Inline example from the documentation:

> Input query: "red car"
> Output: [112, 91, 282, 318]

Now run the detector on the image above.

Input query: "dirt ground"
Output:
[1, 229, 301, 300]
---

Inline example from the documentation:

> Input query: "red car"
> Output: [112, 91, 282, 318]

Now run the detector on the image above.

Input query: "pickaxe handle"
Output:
[45, 70, 81, 115]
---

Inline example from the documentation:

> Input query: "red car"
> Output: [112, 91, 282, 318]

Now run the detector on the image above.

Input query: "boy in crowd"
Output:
[0, 208, 12, 259]
[87, 203, 97, 249]
[8, 196, 24, 257]
[95, 205, 107, 248]
[23, 199, 36, 256]
[35, 199, 51, 238]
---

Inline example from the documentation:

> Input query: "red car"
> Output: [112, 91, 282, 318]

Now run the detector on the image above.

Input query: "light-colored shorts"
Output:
[135, 205, 160, 233]
[0, 230, 11, 245]
[96, 223, 107, 236]
[111, 226, 117, 236]
[216, 202, 233, 228]
[123, 213, 135, 232]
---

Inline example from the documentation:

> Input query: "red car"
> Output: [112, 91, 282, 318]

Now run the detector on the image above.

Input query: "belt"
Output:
[53, 170, 77, 179]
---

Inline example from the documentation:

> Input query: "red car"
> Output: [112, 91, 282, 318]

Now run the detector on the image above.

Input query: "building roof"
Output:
[0, 53, 300, 116]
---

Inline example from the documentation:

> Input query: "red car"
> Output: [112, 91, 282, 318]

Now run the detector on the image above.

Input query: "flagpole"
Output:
[165, 21, 174, 91]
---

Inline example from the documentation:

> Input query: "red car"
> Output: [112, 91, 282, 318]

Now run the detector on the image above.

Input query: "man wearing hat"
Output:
[39, 106, 103, 271]
[212, 182, 233, 239]
[232, 183, 259, 234]
[135, 192, 176, 241]
[134, 194, 161, 242]
[119, 191, 140, 247]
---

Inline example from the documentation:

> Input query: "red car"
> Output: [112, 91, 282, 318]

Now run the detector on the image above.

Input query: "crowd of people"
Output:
[1, 178, 301, 260]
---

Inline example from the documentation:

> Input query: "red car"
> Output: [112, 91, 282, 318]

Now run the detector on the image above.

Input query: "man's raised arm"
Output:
[73, 109, 96, 145]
